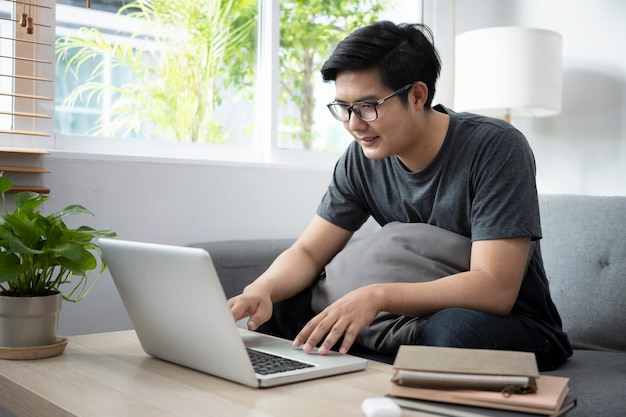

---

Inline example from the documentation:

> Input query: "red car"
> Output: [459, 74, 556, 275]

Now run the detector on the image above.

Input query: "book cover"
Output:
[393, 346, 539, 377]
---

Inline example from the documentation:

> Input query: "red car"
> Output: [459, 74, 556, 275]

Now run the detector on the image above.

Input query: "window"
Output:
[3, 0, 422, 164]
[55, 0, 260, 145]
[55, 1, 163, 140]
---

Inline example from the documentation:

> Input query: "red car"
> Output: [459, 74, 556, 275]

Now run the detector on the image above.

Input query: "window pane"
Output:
[277, 0, 422, 152]
[55, 0, 258, 144]
[55, 45, 103, 134]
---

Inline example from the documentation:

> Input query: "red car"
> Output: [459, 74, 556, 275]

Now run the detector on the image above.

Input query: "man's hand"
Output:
[293, 285, 384, 355]
[228, 289, 273, 331]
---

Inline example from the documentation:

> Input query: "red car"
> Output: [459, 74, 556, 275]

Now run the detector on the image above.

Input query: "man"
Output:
[228, 21, 572, 371]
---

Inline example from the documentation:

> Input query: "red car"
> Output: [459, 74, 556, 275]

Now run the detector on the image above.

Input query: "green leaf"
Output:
[0, 253, 27, 282]
[76, 226, 118, 238]
[54, 242, 85, 261]
[0, 214, 43, 252]
[0, 175, 12, 194]
[14, 191, 48, 211]
[56, 248, 98, 274]
[47, 205, 94, 222]
[8, 236, 44, 255]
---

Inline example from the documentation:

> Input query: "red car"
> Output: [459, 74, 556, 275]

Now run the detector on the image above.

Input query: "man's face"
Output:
[333, 68, 419, 161]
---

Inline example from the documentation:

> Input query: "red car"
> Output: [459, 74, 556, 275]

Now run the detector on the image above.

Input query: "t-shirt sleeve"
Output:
[467, 125, 541, 242]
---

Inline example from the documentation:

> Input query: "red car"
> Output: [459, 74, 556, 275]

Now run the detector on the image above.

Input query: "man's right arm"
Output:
[228, 215, 353, 330]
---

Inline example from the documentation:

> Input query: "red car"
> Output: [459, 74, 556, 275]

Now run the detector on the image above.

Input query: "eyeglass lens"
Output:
[329, 103, 377, 122]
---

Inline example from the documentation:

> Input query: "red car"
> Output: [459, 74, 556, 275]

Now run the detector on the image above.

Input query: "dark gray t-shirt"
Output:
[317, 105, 571, 354]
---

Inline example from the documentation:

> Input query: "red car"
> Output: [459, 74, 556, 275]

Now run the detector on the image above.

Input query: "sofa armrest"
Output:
[187, 239, 294, 299]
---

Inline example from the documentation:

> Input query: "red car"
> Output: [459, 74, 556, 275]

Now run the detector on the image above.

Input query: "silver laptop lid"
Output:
[100, 238, 259, 387]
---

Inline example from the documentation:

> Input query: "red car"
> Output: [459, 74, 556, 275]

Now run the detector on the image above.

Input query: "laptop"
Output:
[99, 238, 368, 388]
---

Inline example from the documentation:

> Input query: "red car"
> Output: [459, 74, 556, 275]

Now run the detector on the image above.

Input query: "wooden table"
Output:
[0, 331, 428, 417]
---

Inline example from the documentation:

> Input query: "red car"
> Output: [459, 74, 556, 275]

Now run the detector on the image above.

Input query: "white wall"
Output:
[44, 155, 334, 336]
[426, 0, 626, 196]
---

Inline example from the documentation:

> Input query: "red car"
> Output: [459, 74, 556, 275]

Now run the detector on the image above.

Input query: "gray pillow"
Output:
[311, 222, 471, 352]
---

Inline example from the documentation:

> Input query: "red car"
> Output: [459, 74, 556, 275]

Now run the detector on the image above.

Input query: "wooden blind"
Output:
[0, 0, 54, 140]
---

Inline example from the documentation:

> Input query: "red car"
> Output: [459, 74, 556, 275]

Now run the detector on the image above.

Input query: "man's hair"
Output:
[321, 21, 441, 109]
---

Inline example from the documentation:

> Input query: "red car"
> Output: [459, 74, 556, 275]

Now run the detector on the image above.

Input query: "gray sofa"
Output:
[190, 194, 626, 417]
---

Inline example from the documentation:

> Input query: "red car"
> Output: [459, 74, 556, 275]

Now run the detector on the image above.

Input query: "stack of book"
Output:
[387, 346, 576, 417]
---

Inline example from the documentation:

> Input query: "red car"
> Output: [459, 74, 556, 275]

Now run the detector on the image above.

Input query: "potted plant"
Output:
[0, 172, 116, 354]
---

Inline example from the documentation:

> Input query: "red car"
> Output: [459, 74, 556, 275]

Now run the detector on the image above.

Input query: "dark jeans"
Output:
[257, 286, 567, 371]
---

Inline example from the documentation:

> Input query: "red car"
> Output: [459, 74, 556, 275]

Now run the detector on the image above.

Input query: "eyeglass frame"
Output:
[326, 82, 416, 122]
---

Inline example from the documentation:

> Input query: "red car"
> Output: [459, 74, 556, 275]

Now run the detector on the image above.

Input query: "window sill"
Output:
[38, 134, 341, 172]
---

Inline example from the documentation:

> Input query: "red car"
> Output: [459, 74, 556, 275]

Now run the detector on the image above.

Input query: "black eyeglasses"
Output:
[326, 82, 415, 122]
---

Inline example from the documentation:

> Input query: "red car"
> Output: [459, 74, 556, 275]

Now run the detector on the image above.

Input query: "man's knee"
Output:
[420, 308, 490, 348]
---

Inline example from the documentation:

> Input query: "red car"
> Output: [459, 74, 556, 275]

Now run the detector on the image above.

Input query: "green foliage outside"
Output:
[57, 0, 257, 143]
[57, 0, 390, 147]
[278, 0, 387, 149]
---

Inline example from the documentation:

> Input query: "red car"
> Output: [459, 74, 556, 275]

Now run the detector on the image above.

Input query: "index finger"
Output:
[228, 295, 254, 321]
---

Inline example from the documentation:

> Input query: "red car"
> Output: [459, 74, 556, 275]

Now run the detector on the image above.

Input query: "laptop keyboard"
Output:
[247, 348, 315, 375]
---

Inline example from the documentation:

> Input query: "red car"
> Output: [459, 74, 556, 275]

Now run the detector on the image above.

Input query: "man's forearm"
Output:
[245, 246, 323, 303]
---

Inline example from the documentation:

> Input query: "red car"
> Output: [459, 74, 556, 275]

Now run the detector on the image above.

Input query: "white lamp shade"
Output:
[454, 27, 563, 118]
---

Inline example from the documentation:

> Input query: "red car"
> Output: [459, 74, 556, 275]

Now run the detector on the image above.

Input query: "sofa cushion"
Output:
[311, 222, 471, 353]
[539, 195, 626, 352]
[311, 222, 471, 312]
[188, 239, 294, 299]
[544, 349, 626, 417]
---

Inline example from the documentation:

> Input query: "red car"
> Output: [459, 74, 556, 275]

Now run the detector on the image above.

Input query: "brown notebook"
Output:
[389, 375, 570, 415]
[392, 346, 539, 393]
